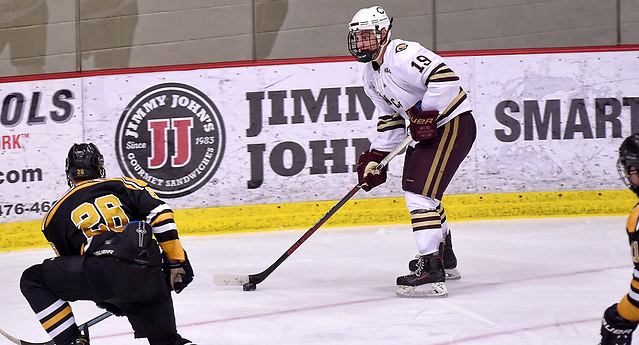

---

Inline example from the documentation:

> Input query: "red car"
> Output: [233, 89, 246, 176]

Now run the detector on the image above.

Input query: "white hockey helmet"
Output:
[348, 6, 393, 63]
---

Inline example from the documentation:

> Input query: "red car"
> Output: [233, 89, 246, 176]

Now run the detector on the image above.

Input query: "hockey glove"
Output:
[408, 101, 439, 141]
[162, 251, 194, 294]
[601, 304, 638, 343]
[357, 149, 389, 191]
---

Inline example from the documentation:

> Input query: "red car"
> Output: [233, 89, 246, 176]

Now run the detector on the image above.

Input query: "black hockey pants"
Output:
[20, 255, 186, 344]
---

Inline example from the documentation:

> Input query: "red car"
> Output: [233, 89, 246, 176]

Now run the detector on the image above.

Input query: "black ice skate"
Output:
[70, 325, 90, 345]
[408, 230, 461, 280]
[396, 252, 448, 298]
[71, 335, 89, 345]
[442, 230, 461, 280]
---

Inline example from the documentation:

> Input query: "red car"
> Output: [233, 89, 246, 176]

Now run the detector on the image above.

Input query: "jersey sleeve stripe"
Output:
[426, 63, 460, 85]
[147, 204, 173, 223]
[150, 211, 174, 226]
[438, 88, 468, 122]
[120, 177, 147, 190]
[152, 222, 178, 234]
[377, 113, 405, 132]
[628, 207, 639, 233]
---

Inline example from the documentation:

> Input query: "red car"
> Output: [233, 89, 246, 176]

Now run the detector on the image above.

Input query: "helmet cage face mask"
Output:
[348, 29, 383, 63]
[65, 143, 106, 187]
[618, 135, 639, 196]
[618, 154, 639, 196]
[348, 6, 392, 63]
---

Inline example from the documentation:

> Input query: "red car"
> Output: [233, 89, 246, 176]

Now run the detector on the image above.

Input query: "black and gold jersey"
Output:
[41, 177, 185, 261]
[618, 204, 639, 321]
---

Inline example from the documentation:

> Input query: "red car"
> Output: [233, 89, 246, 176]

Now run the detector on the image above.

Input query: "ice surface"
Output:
[0, 216, 632, 344]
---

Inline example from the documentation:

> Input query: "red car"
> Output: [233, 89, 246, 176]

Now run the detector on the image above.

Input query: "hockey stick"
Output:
[213, 135, 413, 290]
[0, 311, 112, 345]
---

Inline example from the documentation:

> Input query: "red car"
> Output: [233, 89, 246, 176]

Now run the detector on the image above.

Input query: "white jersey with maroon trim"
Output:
[361, 39, 472, 152]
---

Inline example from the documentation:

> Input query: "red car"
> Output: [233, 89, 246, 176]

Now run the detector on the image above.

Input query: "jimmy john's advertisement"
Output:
[81, 62, 393, 211]
[1, 48, 638, 223]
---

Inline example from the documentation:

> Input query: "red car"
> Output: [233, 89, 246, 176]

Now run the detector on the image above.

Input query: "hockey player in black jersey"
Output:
[19, 143, 195, 345]
[600, 134, 639, 344]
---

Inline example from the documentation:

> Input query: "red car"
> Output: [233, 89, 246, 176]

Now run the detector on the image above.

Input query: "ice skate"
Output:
[442, 230, 461, 280]
[397, 252, 448, 298]
[71, 331, 90, 345]
[408, 231, 461, 281]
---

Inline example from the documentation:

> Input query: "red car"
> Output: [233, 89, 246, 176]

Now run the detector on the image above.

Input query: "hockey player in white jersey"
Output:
[348, 6, 476, 297]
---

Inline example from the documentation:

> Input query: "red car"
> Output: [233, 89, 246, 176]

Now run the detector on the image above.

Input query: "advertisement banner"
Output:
[82, 62, 393, 211]
[1, 49, 638, 223]
[0, 79, 83, 222]
[473, 51, 638, 193]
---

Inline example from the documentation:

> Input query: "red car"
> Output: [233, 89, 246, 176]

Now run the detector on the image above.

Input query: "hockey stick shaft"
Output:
[79, 311, 112, 332]
[245, 135, 413, 286]
[0, 312, 112, 345]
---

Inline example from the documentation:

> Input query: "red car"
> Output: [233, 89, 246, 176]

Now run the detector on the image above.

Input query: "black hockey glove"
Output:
[162, 251, 194, 294]
[601, 303, 638, 343]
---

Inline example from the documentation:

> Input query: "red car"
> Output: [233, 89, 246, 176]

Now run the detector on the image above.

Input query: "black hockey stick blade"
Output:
[212, 136, 413, 289]
[0, 311, 112, 345]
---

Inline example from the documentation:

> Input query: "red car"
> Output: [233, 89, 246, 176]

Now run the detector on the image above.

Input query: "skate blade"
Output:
[445, 268, 461, 280]
[396, 282, 448, 298]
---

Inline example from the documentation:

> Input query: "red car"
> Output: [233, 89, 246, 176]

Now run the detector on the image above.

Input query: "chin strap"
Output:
[382, 17, 393, 45]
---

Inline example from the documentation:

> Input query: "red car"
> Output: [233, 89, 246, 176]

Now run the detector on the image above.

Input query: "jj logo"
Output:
[147, 117, 194, 169]
[115, 83, 226, 198]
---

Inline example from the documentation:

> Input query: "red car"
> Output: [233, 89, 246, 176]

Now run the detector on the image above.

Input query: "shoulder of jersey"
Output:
[387, 40, 424, 65]
[391, 40, 422, 55]
[119, 176, 149, 187]
[93, 176, 149, 189]
[628, 204, 639, 233]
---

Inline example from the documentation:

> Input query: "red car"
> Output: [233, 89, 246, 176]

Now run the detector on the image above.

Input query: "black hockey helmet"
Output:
[65, 143, 106, 187]
[618, 133, 639, 196]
